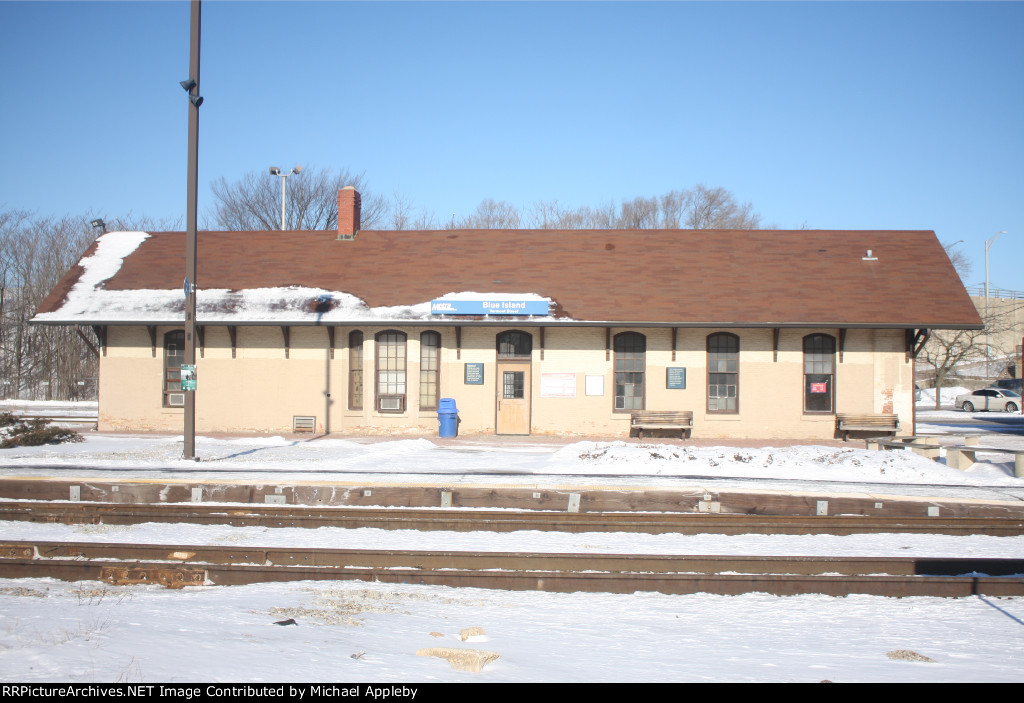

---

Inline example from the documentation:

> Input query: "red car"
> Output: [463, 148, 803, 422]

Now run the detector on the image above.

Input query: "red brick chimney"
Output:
[337, 186, 361, 240]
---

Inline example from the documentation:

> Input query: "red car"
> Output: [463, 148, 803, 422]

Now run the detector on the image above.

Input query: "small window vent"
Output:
[379, 396, 404, 412]
[168, 393, 185, 407]
[292, 416, 316, 433]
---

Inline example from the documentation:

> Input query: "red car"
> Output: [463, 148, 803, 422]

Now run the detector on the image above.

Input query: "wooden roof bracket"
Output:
[76, 326, 100, 358]
[281, 326, 290, 359]
[672, 327, 678, 362]
[146, 325, 157, 357]
[228, 326, 237, 359]
[910, 328, 929, 360]
[197, 325, 205, 359]
[456, 326, 462, 360]
[839, 328, 847, 363]
[605, 327, 611, 361]
[91, 325, 107, 357]
[773, 328, 780, 362]
[540, 327, 545, 361]
[327, 326, 335, 360]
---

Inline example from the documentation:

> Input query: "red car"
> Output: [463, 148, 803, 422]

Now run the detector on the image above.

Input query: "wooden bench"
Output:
[630, 411, 693, 439]
[836, 413, 900, 441]
[945, 446, 1024, 477]
[871, 439, 943, 460]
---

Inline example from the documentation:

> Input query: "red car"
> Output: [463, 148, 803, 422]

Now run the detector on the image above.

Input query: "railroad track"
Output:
[3, 501, 1022, 597]
[1, 540, 1022, 598]
[2, 501, 1023, 536]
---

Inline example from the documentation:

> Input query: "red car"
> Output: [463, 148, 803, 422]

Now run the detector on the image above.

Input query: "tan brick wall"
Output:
[98, 324, 913, 439]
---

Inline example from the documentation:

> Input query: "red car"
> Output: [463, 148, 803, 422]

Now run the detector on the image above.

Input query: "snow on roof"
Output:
[33, 230, 565, 324]
[34, 257, 555, 326]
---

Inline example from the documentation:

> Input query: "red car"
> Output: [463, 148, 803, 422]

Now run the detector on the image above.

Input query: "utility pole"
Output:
[182, 0, 202, 460]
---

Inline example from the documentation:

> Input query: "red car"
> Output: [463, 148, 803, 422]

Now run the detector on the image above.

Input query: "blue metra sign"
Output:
[431, 300, 550, 316]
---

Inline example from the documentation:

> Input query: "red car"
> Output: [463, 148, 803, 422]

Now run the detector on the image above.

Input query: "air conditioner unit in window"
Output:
[379, 396, 404, 412]
[168, 393, 185, 407]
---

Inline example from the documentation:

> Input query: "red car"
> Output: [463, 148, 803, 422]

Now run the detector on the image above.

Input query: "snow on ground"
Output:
[916, 385, 971, 408]
[1, 433, 1023, 682]
[2, 577, 1022, 683]
[1, 432, 1022, 487]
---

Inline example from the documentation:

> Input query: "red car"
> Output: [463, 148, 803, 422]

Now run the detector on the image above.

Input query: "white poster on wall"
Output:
[585, 375, 604, 396]
[541, 372, 577, 398]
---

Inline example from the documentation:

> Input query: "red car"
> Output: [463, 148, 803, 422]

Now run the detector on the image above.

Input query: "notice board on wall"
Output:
[541, 373, 576, 398]
[464, 363, 484, 385]
[666, 367, 686, 389]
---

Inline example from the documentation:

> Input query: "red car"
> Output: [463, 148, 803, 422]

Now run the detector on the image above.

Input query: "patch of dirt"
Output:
[886, 649, 936, 662]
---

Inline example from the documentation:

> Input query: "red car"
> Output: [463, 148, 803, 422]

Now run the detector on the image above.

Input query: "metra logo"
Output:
[431, 302, 457, 312]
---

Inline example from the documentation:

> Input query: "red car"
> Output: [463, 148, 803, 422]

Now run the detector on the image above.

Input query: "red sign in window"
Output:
[810, 382, 828, 394]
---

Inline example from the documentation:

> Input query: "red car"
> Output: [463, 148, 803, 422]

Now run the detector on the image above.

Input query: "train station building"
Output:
[34, 187, 983, 439]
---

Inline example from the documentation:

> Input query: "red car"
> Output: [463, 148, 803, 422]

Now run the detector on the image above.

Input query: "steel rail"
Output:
[2, 501, 1023, 536]
[1, 541, 1022, 597]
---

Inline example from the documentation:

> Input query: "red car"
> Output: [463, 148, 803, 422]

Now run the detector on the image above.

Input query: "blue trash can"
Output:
[438, 398, 459, 438]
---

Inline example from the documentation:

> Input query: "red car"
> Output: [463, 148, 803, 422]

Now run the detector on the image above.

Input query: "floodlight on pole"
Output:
[984, 230, 1008, 378]
[269, 166, 302, 230]
[89, 219, 106, 234]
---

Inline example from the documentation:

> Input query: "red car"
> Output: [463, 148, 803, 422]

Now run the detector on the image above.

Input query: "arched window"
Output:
[707, 332, 739, 413]
[163, 330, 185, 407]
[419, 331, 441, 410]
[496, 330, 532, 359]
[348, 331, 364, 410]
[803, 334, 836, 413]
[614, 332, 645, 411]
[376, 330, 407, 412]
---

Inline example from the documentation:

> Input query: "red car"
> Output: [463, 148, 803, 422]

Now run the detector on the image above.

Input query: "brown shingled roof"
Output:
[35, 228, 982, 329]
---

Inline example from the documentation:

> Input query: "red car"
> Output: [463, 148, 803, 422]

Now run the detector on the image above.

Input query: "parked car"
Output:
[955, 387, 1021, 413]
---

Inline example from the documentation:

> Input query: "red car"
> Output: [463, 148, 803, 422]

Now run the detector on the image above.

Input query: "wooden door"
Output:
[496, 362, 531, 435]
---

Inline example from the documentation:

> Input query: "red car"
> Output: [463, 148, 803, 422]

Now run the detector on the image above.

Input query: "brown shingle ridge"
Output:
[35, 228, 983, 329]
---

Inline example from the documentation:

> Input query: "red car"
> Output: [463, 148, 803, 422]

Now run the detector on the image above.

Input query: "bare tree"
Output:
[524, 185, 763, 230]
[918, 300, 1023, 408]
[209, 166, 386, 231]
[918, 328, 985, 409]
[1, 211, 179, 402]
[684, 184, 762, 229]
[1, 213, 97, 400]
[386, 191, 441, 231]
[942, 240, 973, 282]
[453, 199, 521, 229]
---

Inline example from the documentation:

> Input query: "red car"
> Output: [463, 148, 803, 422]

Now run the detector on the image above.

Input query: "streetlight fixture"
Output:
[269, 166, 302, 230]
[90, 219, 106, 234]
[984, 230, 1008, 378]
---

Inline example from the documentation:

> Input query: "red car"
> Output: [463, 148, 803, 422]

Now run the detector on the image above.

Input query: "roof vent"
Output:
[862, 249, 878, 261]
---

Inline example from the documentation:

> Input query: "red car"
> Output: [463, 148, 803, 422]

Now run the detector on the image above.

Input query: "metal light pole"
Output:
[269, 166, 302, 230]
[181, 0, 202, 460]
[984, 230, 1008, 379]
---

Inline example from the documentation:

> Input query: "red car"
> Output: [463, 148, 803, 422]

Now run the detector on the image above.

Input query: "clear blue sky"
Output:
[2, 1, 1022, 292]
